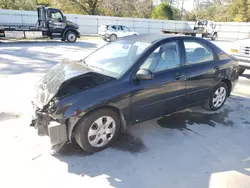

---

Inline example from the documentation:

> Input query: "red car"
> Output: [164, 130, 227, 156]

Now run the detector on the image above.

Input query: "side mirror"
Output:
[58, 18, 62, 22]
[136, 69, 154, 80]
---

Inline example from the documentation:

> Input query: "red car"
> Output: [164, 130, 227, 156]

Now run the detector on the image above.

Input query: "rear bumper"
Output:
[232, 55, 250, 69]
[99, 33, 110, 40]
[30, 103, 68, 151]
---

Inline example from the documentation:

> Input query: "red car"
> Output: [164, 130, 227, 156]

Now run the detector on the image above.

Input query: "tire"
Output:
[61, 38, 65, 41]
[75, 109, 121, 152]
[204, 82, 228, 111]
[211, 33, 217, 41]
[110, 34, 117, 42]
[239, 68, 245, 76]
[66, 31, 77, 42]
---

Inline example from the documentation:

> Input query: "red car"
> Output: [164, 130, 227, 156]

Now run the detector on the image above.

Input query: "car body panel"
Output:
[98, 24, 138, 40]
[31, 34, 239, 147]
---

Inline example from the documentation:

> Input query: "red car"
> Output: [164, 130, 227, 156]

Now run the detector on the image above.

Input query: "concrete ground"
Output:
[0, 38, 249, 188]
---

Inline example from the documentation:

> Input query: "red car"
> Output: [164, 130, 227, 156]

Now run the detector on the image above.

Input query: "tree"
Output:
[0, 0, 36, 10]
[228, 0, 250, 22]
[152, 2, 173, 20]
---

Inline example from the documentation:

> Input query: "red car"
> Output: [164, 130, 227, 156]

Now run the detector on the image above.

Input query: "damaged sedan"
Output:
[31, 34, 239, 153]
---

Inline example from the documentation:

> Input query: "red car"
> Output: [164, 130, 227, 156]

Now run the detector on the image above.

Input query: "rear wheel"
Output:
[66, 31, 77, 42]
[239, 68, 245, 75]
[204, 82, 228, 111]
[75, 109, 121, 152]
[110, 34, 117, 42]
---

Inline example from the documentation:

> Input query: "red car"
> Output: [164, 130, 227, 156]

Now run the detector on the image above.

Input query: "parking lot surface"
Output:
[0, 38, 249, 188]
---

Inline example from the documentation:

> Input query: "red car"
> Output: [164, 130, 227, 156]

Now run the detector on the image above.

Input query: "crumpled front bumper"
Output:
[30, 102, 68, 151]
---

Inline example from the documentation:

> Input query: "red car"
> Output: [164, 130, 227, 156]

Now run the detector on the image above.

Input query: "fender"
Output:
[66, 104, 129, 142]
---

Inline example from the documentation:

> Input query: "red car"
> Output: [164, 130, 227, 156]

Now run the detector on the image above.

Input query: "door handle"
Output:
[214, 65, 220, 70]
[173, 73, 184, 80]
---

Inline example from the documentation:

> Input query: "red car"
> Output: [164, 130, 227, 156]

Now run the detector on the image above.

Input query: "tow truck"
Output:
[162, 20, 218, 41]
[0, 6, 80, 42]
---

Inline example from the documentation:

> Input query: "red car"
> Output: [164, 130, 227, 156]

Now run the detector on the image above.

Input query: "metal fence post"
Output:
[97, 17, 99, 34]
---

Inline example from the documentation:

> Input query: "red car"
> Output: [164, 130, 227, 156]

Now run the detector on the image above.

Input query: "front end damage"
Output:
[30, 103, 68, 152]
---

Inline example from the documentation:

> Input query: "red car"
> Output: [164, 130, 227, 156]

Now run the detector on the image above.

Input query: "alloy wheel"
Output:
[87, 116, 116, 147]
[212, 87, 226, 108]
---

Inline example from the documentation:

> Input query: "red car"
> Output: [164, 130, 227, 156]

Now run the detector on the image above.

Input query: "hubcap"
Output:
[212, 87, 226, 108]
[88, 116, 116, 147]
[68, 33, 76, 41]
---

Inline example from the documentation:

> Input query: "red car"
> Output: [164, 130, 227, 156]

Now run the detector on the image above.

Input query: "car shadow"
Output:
[53, 95, 250, 188]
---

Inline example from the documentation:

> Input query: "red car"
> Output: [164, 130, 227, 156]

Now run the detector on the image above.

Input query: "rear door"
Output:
[130, 40, 187, 123]
[181, 39, 220, 105]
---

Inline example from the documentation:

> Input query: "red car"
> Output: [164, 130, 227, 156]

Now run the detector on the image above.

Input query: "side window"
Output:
[117, 26, 123, 31]
[51, 10, 63, 21]
[184, 41, 213, 65]
[140, 41, 181, 73]
[111, 25, 117, 30]
[122, 26, 130, 32]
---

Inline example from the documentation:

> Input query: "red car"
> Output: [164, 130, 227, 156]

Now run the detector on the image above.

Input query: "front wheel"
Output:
[204, 82, 228, 111]
[66, 31, 77, 42]
[75, 109, 121, 152]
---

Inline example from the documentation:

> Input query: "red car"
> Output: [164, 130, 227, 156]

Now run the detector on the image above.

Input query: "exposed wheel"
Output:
[66, 31, 77, 42]
[75, 109, 121, 152]
[110, 34, 117, 42]
[239, 68, 245, 75]
[211, 33, 217, 41]
[204, 82, 228, 111]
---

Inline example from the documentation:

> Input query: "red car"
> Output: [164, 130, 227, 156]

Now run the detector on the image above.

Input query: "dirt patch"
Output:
[157, 109, 234, 131]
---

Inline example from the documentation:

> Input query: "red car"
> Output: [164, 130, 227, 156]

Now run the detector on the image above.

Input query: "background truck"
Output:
[0, 6, 80, 42]
[162, 20, 218, 41]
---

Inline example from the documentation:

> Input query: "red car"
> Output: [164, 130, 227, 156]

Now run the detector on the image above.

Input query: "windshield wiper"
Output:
[78, 59, 106, 73]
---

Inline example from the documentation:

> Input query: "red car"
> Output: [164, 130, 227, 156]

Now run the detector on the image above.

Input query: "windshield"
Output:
[84, 40, 150, 78]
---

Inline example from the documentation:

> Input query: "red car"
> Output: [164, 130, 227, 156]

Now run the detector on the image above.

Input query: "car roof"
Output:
[119, 34, 195, 43]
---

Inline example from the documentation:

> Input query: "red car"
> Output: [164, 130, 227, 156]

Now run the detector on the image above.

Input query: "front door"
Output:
[47, 8, 66, 38]
[130, 40, 187, 123]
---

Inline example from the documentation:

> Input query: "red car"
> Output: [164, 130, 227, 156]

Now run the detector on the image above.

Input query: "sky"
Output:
[154, 0, 194, 11]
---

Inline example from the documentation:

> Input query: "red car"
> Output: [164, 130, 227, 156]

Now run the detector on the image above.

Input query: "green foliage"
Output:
[152, 2, 173, 20]
[0, 0, 36, 10]
[228, 0, 250, 22]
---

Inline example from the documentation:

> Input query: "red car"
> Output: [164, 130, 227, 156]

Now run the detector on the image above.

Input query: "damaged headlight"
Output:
[48, 100, 59, 114]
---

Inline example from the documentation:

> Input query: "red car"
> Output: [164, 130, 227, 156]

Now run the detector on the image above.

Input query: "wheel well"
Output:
[221, 79, 232, 96]
[70, 106, 127, 141]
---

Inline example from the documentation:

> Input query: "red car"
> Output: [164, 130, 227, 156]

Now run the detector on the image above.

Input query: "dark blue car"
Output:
[31, 34, 239, 152]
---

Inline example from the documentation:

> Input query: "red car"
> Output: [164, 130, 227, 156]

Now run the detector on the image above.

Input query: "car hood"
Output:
[66, 20, 79, 29]
[34, 60, 114, 108]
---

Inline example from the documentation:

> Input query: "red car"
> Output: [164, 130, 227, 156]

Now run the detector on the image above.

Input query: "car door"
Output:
[182, 39, 220, 105]
[47, 9, 66, 37]
[116, 26, 125, 37]
[130, 40, 187, 123]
